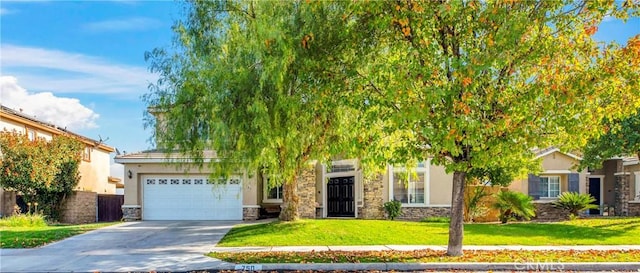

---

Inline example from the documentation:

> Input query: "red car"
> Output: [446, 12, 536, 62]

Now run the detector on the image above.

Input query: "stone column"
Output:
[122, 205, 141, 221]
[296, 165, 317, 219]
[614, 173, 630, 216]
[360, 174, 385, 219]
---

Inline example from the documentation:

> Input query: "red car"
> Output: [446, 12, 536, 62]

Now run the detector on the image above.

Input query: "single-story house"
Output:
[115, 141, 639, 221]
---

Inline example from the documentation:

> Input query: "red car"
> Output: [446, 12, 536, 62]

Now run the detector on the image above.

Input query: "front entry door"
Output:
[588, 177, 601, 215]
[327, 176, 355, 217]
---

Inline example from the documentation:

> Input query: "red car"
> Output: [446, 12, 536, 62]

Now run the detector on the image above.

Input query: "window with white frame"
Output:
[82, 146, 91, 162]
[391, 164, 428, 205]
[26, 128, 36, 141]
[540, 176, 560, 198]
[263, 176, 283, 202]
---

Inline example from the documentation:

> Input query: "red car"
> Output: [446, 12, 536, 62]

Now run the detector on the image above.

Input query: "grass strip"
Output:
[0, 222, 118, 248]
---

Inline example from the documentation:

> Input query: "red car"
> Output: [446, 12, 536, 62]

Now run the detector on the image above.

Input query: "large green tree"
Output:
[147, 0, 640, 256]
[145, 0, 366, 220]
[581, 109, 640, 169]
[349, 0, 640, 256]
[0, 131, 83, 220]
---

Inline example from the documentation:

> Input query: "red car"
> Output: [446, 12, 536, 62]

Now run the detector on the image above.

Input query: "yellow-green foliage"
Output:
[0, 214, 47, 228]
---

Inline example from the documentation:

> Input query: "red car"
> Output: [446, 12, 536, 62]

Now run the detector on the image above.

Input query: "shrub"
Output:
[492, 190, 536, 224]
[383, 200, 402, 220]
[421, 216, 450, 223]
[553, 192, 598, 217]
[464, 186, 489, 222]
[0, 213, 47, 227]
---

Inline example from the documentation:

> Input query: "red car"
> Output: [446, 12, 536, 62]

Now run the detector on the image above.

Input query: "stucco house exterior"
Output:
[0, 105, 118, 221]
[115, 109, 639, 221]
[117, 144, 637, 221]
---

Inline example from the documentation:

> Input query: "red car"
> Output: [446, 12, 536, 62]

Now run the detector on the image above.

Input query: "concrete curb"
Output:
[212, 262, 640, 272]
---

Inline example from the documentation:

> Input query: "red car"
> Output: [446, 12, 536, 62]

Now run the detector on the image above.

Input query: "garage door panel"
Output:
[142, 175, 242, 220]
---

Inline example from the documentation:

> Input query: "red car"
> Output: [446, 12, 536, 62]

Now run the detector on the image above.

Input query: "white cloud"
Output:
[0, 44, 155, 95]
[110, 162, 124, 180]
[0, 76, 99, 130]
[602, 15, 615, 22]
[83, 17, 161, 32]
[0, 8, 15, 15]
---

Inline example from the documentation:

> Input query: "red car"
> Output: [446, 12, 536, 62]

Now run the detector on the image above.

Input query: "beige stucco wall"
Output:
[429, 164, 453, 205]
[122, 162, 258, 207]
[77, 149, 114, 194]
[1, 118, 53, 141]
[508, 151, 587, 197]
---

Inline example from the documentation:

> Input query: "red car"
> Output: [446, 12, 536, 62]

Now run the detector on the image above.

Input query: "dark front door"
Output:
[588, 177, 601, 215]
[327, 176, 355, 217]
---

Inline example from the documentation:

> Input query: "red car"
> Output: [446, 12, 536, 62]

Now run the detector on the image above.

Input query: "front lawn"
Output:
[217, 218, 640, 247]
[0, 222, 118, 248]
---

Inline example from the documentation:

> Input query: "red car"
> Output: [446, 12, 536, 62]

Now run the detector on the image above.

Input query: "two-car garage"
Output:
[141, 175, 243, 220]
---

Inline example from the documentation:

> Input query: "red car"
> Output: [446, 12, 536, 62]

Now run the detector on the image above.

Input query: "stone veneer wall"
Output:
[297, 165, 316, 218]
[243, 207, 259, 220]
[1, 190, 16, 217]
[628, 202, 640, 216]
[122, 206, 141, 221]
[614, 174, 630, 216]
[359, 174, 385, 219]
[61, 191, 96, 224]
[398, 207, 451, 221]
[534, 202, 569, 221]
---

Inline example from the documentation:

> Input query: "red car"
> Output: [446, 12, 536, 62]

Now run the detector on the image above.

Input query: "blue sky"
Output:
[0, 1, 639, 178]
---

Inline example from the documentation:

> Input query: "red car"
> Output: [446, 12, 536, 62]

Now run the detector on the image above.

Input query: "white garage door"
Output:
[142, 175, 242, 220]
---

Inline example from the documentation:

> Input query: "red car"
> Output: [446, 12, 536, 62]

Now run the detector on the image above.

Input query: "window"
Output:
[263, 176, 283, 202]
[82, 146, 91, 162]
[540, 176, 560, 198]
[390, 162, 428, 205]
[26, 128, 36, 141]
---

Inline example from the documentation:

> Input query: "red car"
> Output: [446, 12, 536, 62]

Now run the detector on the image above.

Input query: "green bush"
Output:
[383, 200, 402, 220]
[553, 192, 598, 217]
[0, 213, 47, 227]
[492, 190, 536, 224]
[421, 216, 450, 223]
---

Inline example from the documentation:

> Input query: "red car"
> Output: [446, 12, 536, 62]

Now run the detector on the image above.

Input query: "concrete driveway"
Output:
[0, 221, 239, 272]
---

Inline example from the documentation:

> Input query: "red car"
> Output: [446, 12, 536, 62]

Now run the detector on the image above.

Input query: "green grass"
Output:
[0, 222, 119, 248]
[217, 218, 640, 247]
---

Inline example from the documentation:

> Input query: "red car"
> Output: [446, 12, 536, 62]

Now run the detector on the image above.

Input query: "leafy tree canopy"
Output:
[0, 130, 83, 220]
[146, 0, 640, 253]
[581, 109, 640, 169]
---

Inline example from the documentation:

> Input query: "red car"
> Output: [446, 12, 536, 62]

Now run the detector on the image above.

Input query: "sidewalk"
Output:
[208, 245, 640, 272]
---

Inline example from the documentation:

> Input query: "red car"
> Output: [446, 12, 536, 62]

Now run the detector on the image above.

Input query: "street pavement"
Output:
[1, 220, 639, 272]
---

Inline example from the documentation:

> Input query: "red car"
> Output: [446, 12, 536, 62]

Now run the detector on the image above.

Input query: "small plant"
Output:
[0, 213, 47, 227]
[553, 192, 598, 217]
[421, 216, 450, 223]
[492, 190, 536, 224]
[383, 200, 402, 220]
[464, 186, 489, 222]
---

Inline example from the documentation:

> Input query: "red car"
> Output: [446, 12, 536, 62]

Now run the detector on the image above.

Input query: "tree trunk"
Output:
[279, 177, 300, 221]
[447, 171, 466, 256]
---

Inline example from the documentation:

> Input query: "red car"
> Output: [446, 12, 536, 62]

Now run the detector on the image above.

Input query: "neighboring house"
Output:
[0, 105, 119, 221]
